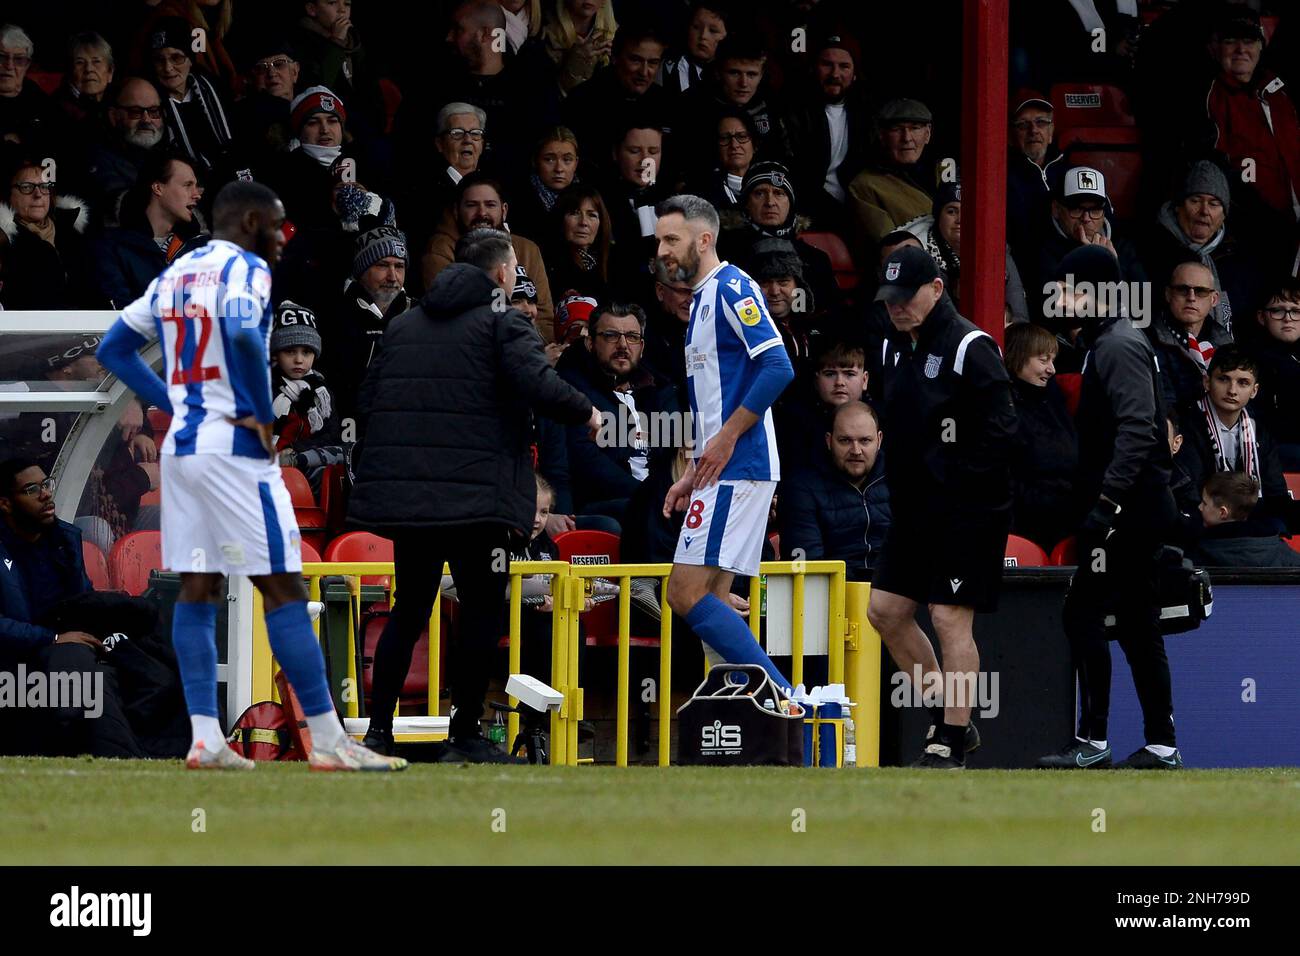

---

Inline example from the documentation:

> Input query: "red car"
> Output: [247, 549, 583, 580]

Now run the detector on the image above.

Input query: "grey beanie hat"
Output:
[353, 225, 409, 278]
[271, 300, 323, 356]
[1180, 160, 1231, 215]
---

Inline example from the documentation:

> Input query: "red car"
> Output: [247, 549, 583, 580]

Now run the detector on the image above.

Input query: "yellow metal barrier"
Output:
[247, 559, 881, 767]
[564, 560, 856, 767]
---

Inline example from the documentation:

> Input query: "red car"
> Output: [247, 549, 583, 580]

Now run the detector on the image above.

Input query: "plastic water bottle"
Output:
[489, 710, 507, 745]
[843, 715, 857, 766]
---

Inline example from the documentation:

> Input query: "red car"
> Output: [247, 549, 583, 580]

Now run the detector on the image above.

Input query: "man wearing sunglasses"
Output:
[558, 302, 680, 524]
[1148, 260, 1232, 410]
[0, 458, 146, 759]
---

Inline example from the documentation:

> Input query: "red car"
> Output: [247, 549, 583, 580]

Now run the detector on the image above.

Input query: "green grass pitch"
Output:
[2, 758, 1297, 865]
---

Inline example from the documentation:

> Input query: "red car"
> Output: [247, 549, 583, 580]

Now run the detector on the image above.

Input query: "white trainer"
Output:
[308, 735, 409, 772]
[185, 739, 256, 771]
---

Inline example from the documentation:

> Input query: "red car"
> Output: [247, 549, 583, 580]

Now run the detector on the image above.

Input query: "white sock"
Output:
[1090, 739, 1108, 750]
[190, 715, 226, 752]
[306, 712, 345, 750]
[1145, 743, 1176, 757]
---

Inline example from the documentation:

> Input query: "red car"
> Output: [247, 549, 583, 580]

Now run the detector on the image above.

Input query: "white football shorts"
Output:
[161, 453, 302, 576]
[672, 479, 776, 578]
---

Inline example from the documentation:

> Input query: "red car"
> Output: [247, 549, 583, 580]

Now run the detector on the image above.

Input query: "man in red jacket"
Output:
[1204, 8, 1300, 269]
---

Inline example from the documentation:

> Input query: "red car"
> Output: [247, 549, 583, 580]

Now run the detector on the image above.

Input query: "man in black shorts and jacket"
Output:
[1037, 245, 1183, 770]
[865, 247, 1017, 769]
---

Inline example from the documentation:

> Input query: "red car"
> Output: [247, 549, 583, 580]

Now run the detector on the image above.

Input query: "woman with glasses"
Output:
[128, 0, 239, 93]
[0, 157, 100, 310]
[688, 107, 759, 213]
[147, 17, 233, 177]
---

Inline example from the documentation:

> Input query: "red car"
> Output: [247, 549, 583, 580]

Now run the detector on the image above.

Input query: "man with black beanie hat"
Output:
[1036, 244, 1183, 771]
[865, 246, 1017, 769]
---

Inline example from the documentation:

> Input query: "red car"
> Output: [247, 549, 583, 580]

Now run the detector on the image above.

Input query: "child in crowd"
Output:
[269, 300, 345, 494]
[1181, 345, 1295, 532]
[1194, 472, 1300, 568]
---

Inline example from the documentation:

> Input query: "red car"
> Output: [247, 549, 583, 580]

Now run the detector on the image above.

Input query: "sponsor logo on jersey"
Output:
[736, 296, 763, 326]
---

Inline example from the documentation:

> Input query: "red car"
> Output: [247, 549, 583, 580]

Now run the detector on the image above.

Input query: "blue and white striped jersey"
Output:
[119, 239, 274, 458]
[685, 261, 785, 481]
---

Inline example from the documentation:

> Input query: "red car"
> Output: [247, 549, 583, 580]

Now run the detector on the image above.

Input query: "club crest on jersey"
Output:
[736, 296, 763, 326]
[885, 262, 901, 281]
[924, 354, 942, 378]
[699, 305, 710, 322]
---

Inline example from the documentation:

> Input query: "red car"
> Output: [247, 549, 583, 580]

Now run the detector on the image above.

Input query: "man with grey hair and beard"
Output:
[319, 224, 414, 428]
[84, 78, 167, 225]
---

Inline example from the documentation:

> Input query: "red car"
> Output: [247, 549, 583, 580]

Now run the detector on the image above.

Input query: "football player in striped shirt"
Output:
[654, 195, 796, 691]
[98, 181, 406, 771]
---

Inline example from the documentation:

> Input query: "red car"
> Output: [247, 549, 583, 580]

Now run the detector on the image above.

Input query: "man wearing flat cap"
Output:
[864, 245, 1016, 769]
[848, 97, 939, 250]
[1006, 89, 1065, 262]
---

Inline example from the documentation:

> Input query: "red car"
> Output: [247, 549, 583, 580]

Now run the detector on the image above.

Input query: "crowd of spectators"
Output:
[0, 0, 1298, 575]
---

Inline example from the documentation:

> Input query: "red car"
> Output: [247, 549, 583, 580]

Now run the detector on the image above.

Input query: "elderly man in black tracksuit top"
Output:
[1037, 244, 1184, 771]
[865, 247, 1017, 769]
[349, 228, 600, 763]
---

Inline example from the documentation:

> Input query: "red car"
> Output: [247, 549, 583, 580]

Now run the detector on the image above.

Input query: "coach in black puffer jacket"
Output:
[348, 262, 594, 535]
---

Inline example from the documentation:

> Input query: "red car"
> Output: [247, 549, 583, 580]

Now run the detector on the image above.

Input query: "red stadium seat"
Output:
[1284, 473, 1300, 500]
[109, 531, 163, 596]
[800, 231, 860, 292]
[552, 530, 620, 565]
[1050, 536, 1079, 567]
[377, 76, 402, 135]
[139, 488, 162, 507]
[283, 467, 328, 550]
[1049, 83, 1137, 137]
[300, 540, 323, 564]
[1048, 83, 1142, 221]
[360, 611, 435, 707]
[324, 531, 394, 587]
[147, 407, 172, 443]
[281, 466, 316, 508]
[552, 530, 656, 647]
[318, 463, 348, 535]
[82, 541, 110, 591]
[1055, 372, 1083, 417]
[1287, 536, 1300, 554]
[1004, 534, 1049, 568]
[27, 71, 62, 96]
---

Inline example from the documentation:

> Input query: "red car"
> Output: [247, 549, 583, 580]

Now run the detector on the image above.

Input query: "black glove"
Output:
[1082, 495, 1121, 536]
